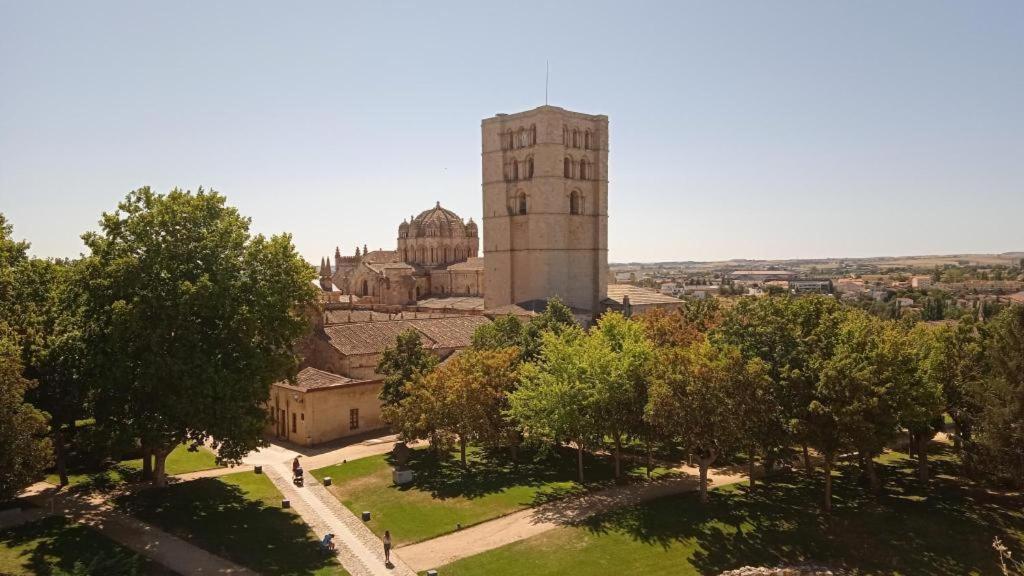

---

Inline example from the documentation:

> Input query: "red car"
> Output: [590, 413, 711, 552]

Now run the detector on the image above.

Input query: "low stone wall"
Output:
[718, 566, 845, 576]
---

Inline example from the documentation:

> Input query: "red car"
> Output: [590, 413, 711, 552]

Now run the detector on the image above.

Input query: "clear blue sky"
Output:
[2, 1, 1022, 263]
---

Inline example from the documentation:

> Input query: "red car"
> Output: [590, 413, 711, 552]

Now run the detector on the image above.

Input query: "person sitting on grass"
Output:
[321, 533, 335, 552]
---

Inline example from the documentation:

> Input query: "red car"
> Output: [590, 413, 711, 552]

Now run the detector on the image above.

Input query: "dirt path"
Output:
[397, 463, 749, 572]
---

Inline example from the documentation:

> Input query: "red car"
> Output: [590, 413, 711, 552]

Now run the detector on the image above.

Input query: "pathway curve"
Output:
[264, 462, 415, 576]
[17, 486, 255, 575]
[397, 463, 749, 572]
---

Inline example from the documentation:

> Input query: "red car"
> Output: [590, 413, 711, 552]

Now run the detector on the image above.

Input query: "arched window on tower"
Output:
[570, 190, 581, 215]
[506, 129, 513, 150]
[527, 157, 534, 179]
[518, 192, 527, 215]
[564, 157, 572, 178]
[585, 131, 591, 149]
[579, 159, 588, 180]
[518, 128, 525, 148]
[530, 124, 537, 146]
[512, 159, 519, 181]
[572, 129, 578, 148]
[563, 126, 569, 146]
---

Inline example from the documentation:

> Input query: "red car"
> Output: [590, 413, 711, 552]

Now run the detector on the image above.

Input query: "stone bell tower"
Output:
[481, 105, 609, 314]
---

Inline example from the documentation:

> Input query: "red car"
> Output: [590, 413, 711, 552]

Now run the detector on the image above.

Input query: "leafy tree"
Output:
[80, 187, 316, 486]
[385, 348, 519, 465]
[0, 327, 52, 501]
[927, 317, 987, 467]
[902, 323, 946, 484]
[819, 311, 913, 493]
[975, 305, 1024, 488]
[520, 297, 577, 361]
[593, 312, 654, 479]
[471, 314, 527, 353]
[646, 340, 767, 502]
[378, 329, 438, 406]
[508, 327, 604, 483]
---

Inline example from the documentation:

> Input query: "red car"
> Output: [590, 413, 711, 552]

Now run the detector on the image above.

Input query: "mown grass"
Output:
[115, 471, 347, 576]
[45, 443, 220, 490]
[311, 445, 671, 546]
[0, 516, 173, 575]
[436, 443, 1024, 576]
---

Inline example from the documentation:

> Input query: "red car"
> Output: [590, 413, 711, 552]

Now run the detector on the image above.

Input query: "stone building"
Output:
[481, 106, 609, 315]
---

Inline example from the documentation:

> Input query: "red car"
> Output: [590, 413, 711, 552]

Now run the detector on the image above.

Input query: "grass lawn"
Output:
[310, 445, 671, 546]
[436, 443, 1024, 576]
[0, 516, 173, 575]
[46, 443, 221, 490]
[115, 470, 347, 576]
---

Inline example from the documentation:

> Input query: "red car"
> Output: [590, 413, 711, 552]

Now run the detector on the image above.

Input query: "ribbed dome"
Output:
[408, 202, 469, 238]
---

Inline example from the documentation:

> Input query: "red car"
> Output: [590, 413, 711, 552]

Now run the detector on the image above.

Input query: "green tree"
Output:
[378, 328, 438, 406]
[902, 324, 946, 484]
[80, 187, 316, 486]
[593, 312, 655, 479]
[819, 311, 913, 493]
[508, 327, 604, 483]
[0, 328, 52, 501]
[520, 297, 577, 361]
[471, 314, 527, 353]
[385, 348, 519, 465]
[646, 341, 765, 502]
[976, 305, 1024, 488]
[925, 317, 986, 469]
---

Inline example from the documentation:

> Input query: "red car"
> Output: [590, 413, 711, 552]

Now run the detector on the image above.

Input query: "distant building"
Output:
[603, 284, 682, 316]
[911, 276, 933, 290]
[790, 278, 833, 294]
[660, 282, 679, 295]
[729, 270, 796, 284]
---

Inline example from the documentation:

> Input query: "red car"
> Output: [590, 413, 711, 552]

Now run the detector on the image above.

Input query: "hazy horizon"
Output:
[2, 1, 1022, 263]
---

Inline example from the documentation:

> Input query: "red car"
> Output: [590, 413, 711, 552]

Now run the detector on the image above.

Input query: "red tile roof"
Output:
[275, 367, 366, 391]
[323, 315, 491, 356]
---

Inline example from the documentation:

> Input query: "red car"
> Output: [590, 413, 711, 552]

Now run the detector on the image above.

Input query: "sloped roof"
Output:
[323, 315, 490, 356]
[604, 284, 683, 306]
[275, 367, 366, 391]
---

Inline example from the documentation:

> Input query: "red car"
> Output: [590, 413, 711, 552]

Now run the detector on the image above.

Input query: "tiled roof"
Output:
[366, 261, 415, 274]
[363, 250, 401, 264]
[605, 284, 683, 306]
[416, 296, 485, 311]
[323, 315, 491, 356]
[276, 367, 365, 391]
[484, 304, 537, 318]
[446, 257, 484, 271]
[407, 316, 491, 349]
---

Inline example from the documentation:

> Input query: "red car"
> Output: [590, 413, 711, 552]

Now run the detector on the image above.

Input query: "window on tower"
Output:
[527, 157, 534, 179]
[570, 190, 581, 215]
[564, 157, 572, 178]
[579, 159, 587, 180]
[518, 192, 527, 215]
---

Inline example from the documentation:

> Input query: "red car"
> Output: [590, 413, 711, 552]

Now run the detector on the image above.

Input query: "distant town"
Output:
[610, 252, 1024, 320]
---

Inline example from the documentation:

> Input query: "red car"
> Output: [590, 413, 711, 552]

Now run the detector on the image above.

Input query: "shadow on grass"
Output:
[0, 516, 161, 576]
[386, 446, 657, 506]
[577, 443, 1024, 575]
[115, 478, 339, 576]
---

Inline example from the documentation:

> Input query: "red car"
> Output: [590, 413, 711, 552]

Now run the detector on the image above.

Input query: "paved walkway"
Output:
[398, 463, 749, 572]
[264, 462, 415, 576]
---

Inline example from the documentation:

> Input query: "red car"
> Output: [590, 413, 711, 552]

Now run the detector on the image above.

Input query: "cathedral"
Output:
[317, 104, 609, 316]
[276, 105, 681, 447]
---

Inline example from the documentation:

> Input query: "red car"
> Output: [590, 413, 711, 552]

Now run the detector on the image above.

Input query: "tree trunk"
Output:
[864, 454, 880, 493]
[823, 454, 833, 514]
[748, 444, 756, 489]
[697, 449, 717, 503]
[140, 445, 154, 481]
[459, 434, 467, 467]
[576, 441, 585, 484]
[613, 434, 622, 480]
[907, 430, 915, 457]
[53, 427, 69, 487]
[802, 444, 812, 475]
[153, 447, 170, 488]
[917, 434, 929, 484]
[645, 434, 653, 479]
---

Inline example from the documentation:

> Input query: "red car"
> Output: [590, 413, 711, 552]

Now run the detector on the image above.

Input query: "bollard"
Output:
[282, 499, 290, 509]
[254, 465, 262, 474]
[362, 511, 371, 521]
[323, 477, 332, 487]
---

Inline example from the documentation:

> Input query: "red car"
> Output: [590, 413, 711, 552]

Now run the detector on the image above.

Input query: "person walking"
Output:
[382, 530, 392, 566]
